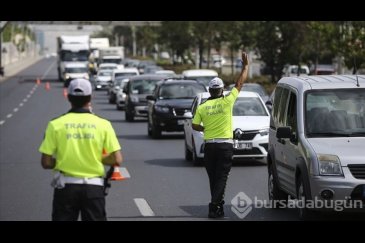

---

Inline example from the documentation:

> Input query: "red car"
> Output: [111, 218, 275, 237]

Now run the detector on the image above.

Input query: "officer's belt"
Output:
[63, 176, 104, 186]
[204, 138, 234, 144]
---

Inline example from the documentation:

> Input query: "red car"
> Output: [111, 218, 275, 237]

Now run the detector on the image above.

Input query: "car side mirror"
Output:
[276, 127, 291, 139]
[146, 95, 156, 101]
[184, 111, 193, 119]
[265, 100, 272, 112]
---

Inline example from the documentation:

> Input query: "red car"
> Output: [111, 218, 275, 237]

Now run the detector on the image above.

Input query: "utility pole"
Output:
[131, 25, 136, 57]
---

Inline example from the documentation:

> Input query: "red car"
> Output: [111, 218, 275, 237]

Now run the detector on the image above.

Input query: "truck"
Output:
[89, 38, 110, 73]
[98, 46, 125, 69]
[57, 35, 90, 81]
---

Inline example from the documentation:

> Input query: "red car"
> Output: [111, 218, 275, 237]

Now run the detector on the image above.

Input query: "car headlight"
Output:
[117, 92, 126, 99]
[130, 95, 139, 103]
[65, 74, 70, 80]
[318, 154, 343, 176]
[259, 128, 269, 136]
[84, 74, 89, 79]
[155, 105, 169, 113]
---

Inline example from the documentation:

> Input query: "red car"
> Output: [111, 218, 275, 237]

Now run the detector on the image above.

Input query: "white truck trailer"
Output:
[57, 35, 90, 81]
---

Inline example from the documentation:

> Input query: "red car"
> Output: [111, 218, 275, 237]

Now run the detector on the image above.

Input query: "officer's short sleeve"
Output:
[225, 87, 239, 104]
[103, 122, 121, 153]
[192, 107, 202, 125]
[39, 122, 56, 155]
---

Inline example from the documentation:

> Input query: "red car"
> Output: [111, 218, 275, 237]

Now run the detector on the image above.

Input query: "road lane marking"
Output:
[120, 167, 131, 178]
[41, 60, 56, 79]
[1, 60, 55, 124]
[134, 198, 155, 217]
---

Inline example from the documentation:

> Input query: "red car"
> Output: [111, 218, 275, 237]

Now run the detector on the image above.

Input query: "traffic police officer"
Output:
[39, 78, 122, 221]
[192, 52, 249, 218]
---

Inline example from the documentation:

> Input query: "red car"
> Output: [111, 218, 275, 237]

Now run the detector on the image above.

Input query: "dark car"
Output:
[146, 79, 207, 138]
[124, 74, 168, 121]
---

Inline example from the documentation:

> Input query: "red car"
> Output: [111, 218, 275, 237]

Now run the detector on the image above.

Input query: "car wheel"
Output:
[147, 120, 152, 137]
[125, 109, 134, 122]
[268, 163, 288, 209]
[151, 123, 161, 139]
[296, 174, 315, 220]
[185, 139, 193, 161]
[192, 137, 202, 165]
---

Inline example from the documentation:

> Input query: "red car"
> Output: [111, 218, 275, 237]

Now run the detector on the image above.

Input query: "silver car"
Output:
[267, 75, 365, 219]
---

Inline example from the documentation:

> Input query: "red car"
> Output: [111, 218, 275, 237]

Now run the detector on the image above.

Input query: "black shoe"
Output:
[208, 203, 224, 219]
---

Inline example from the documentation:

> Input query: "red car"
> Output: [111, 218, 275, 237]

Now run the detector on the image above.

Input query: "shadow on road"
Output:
[144, 158, 196, 168]
[232, 159, 266, 167]
[117, 134, 150, 140]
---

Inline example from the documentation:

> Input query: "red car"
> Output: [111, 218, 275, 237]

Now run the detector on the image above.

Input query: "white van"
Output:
[267, 75, 365, 219]
[63, 62, 89, 87]
[182, 69, 218, 89]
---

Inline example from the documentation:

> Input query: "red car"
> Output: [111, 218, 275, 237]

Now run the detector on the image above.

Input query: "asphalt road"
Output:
[1, 57, 362, 221]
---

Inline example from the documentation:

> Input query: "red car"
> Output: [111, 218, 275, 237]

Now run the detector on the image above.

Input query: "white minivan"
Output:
[267, 75, 365, 219]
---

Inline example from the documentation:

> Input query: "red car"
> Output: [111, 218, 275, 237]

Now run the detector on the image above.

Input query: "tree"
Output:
[158, 21, 193, 64]
[256, 21, 285, 83]
[136, 25, 159, 57]
[336, 21, 365, 73]
[191, 21, 217, 68]
[303, 22, 337, 72]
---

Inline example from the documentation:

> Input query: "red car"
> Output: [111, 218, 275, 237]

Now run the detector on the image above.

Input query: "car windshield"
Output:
[98, 71, 112, 76]
[131, 79, 160, 94]
[61, 50, 89, 62]
[233, 97, 268, 116]
[115, 72, 137, 78]
[306, 89, 365, 137]
[102, 58, 122, 64]
[159, 83, 206, 99]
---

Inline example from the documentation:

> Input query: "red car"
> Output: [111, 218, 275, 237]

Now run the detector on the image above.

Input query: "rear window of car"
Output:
[233, 97, 268, 116]
[159, 83, 206, 99]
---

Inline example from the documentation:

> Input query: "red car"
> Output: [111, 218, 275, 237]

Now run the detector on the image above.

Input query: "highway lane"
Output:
[0, 58, 300, 220]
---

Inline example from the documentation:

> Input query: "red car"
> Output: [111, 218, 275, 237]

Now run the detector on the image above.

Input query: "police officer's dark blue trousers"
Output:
[204, 142, 233, 206]
[52, 184, 106, 221]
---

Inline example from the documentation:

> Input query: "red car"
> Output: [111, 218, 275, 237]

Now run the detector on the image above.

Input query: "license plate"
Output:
[234, 141, 252, 150]
[177, 120, 185, 125]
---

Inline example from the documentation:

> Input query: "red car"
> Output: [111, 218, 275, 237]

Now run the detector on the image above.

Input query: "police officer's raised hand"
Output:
[241, 52, 249, 68]
[235, 52, 249, 91]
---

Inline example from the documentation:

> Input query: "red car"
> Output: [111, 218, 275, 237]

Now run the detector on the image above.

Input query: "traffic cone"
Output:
[63, 88, 68, 98]
[36, 78, 41, 85]
[111, 166, 126, 181]
[45, 82, 50, 91]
